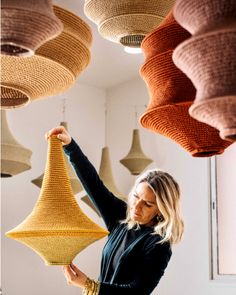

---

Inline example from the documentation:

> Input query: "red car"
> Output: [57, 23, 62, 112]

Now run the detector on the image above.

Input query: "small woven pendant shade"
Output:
[120, 129, 153, 175]
[6, 136, 108, 265]
[173, 0, 236, 141]
[1, 5, 92, 109]
[82, 146, 127, 216]
[31, 122, 84, 195]
[1, 0, 63, 57]
[1, 110, 32, 177]
[84, 0, 175, 48]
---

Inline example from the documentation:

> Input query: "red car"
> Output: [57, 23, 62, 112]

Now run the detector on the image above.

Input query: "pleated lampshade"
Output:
[139, 10, 232, 157]
[6, 136, 109, 265]
[120, 129, 153, 175]
[84, 0, 175, 48]
[173, 0, 236, 141]
[1, 5, 92, 109]
[1, 0, 63, 57]
[1, 110, 32, 177]
[31, 122, 84, 195]
[82, 146, 127, 216]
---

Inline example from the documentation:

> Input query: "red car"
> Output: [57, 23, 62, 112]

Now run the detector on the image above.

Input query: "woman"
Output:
[46, 126, 184, 295]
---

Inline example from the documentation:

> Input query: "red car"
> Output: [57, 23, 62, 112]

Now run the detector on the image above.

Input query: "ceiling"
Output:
[54, 0, 144, 89]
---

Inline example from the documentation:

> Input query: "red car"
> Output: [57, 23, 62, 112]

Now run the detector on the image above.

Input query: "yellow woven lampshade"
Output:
[1, 0, 63, 57]
[120, 129, 153, 175]
[1, 110, 32, 177]
[84, 0, 175, 48]
[1, 5, 92, 109]
[6, 136, 108, 265]
[31, 122, 84, 195]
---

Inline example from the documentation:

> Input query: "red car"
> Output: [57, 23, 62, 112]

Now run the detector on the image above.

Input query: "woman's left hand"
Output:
[63, 263, 88, 288]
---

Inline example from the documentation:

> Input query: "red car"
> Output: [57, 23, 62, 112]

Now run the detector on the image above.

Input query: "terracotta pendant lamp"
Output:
[1, 0, 63, 57]
[139, 10, 232, 157]
[1, 5, 92, 109]
[31, 122, 84, 195]
[120, 129, 153, 175]
[6, 136, 108, 265]
[82, 146, 127, 216]
[173, 0, 236, 142]
[1, 110, 32, 177]
[84, 0, 175, 49]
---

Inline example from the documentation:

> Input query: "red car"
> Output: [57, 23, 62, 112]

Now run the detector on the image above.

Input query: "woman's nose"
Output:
[134, 200, 142, 210]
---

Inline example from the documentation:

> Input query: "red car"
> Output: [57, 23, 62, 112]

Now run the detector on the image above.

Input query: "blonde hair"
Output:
[123, 169, 184, 244]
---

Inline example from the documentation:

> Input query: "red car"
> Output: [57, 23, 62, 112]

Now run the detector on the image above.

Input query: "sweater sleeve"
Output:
[63, 138, 127, 230]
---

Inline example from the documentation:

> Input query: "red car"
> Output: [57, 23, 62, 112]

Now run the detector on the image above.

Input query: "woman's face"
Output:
[129, 182, 160, 226]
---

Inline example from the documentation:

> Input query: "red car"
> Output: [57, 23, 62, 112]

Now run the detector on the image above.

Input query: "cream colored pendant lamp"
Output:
[6, 136, 108, 265]
[120, 129, 153, 175]
[31, 121, 84, 195]
[84, 0, 175, 49]
[1, 110, 32, 177]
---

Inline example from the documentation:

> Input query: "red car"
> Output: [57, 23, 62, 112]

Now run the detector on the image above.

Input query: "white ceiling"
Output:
[54, 0, 144, 89]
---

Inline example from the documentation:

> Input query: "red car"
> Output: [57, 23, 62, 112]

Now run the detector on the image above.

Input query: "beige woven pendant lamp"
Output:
[84, 0, 175, 49]
[1, 5, 92, 109]
[120, 129, 153, 175]
[6, 136, 108, 265]
[1, 0, 63, 57]
[31, 122, 84, 195]
[1, 110, 32, 177]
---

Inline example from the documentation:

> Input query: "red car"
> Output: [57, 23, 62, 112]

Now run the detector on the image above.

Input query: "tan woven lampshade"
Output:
[1, 110, 32, 177]
[1, 5, 92, 109]
[120, 129, 153, 175]
[84, 0, 175, 48]
[31, 122, 84, 195]
[1, 0, 63, 57]
[82, 146, 127, 216]
[6, 136, 108, 265]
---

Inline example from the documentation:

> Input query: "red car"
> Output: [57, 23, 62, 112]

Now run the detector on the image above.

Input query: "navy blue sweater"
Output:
[64, 139, 172, 295]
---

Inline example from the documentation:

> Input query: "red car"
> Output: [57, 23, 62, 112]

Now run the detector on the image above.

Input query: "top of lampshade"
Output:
[174, 0, 236, 35]
[84, 0, 175, 47]
[1, 0, 63, 57]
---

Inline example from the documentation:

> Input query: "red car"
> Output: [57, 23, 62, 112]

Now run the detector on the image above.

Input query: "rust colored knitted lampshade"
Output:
[173, 0, 236, 35]
[1, 110, 32, 177]
[1, 0, 63, 57]
[1, 5, 92, 109]
[6, 136, 108, 265]
[120, 129, 153, 175]
[84, 0, 175, 48]
[139, 10, 232, 156]
[31, 122, 84, 195]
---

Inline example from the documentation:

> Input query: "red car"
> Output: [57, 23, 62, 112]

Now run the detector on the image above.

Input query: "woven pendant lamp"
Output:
[1, 110, 32, 177]
[31, 122, 84, 195]
[1, 0, 63, 57]
[6, 136, 109, 265]
[173, 0, 236, 142]
[84, 0, 175, 48]
[139, 10, 232, 157]
[1, 5, 92, 109]
[120, 129, 153, 175]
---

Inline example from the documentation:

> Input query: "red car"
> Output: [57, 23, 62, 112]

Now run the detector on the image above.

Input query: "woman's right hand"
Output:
[45, 126, 72, 146]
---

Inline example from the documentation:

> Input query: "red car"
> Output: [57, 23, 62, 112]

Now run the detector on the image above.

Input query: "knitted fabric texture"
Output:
[1, 5, 92, 109]
[173, 0, 236, 141]
[139, 10, 231, 157]
[84, 0, 175, 47]
[1, 0, 63, 56]
[6, 136, 108, 265]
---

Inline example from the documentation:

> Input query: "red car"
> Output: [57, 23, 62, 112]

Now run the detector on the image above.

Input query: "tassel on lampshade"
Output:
[173, 0, 236, 141]
[1, 110, 32, 177]
[1, 6, 92, 109]
[84, 0, 175, 49]
[120, 129, 153, 175]
[6, 136, 108, 265]
[31, 122, 84, 195]
[1, 0, 63, 57]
